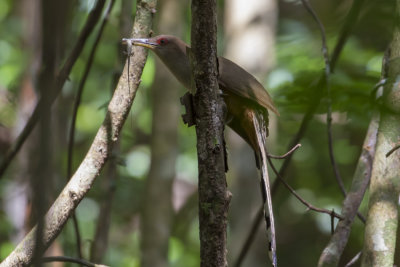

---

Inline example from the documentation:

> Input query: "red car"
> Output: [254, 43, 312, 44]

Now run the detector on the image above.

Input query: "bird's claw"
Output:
[180, 92, 196, 127]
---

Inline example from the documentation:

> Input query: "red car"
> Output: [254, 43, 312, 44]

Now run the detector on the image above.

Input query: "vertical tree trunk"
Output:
[361, 2, 400, 265]
[191, 1, 230, 266]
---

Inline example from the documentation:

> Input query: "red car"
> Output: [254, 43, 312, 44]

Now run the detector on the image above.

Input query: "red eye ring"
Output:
[158, 38, 168, 45]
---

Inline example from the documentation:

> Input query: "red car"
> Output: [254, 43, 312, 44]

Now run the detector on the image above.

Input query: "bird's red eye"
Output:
[157, 38, 168, 45]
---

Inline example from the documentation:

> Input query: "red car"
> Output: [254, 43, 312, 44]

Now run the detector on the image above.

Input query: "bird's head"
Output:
[122, 35, 186, 55]
[122, 35, 191, 88]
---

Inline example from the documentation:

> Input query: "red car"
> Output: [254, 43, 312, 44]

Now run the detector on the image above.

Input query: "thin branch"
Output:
[234, 1, 366, 264]
[0, 0, 157, 264]
[41, 256, 109, 267]
[0, 0, 107, 178]
[267, 144, 301, 159]
[318, 40, 388, 267]
[267, 156, 344, 220]
[344, 252, 362, 267]
[386, 143, 400, 157]
[70, 217, 82, 259]
[330, 0, 366, 70]
[299, 0, 329, 70]
[317, 113, 378, 267]
[233, 144, 343, 267]
[66, 0, 116, 259]
[301, 0, 347, 198]
[326, 111, 348, 195]
[67, 0, 115, 192]
[303, 0, 369, 226]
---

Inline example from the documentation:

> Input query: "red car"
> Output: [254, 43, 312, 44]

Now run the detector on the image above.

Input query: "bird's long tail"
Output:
[252, 110, 277, 267]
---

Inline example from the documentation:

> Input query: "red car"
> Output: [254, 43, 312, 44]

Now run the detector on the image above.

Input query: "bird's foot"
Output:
[180, 92, 196, 127]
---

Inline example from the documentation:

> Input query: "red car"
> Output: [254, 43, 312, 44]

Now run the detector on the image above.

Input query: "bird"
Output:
[123, 35, 279, 152]
[123, 35, 279, 266]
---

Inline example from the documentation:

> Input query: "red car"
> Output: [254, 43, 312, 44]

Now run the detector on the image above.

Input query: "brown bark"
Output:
[191, 1, 230, 266]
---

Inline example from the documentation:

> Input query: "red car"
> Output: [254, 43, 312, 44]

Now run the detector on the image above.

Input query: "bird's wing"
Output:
[218, 57, 279, 115]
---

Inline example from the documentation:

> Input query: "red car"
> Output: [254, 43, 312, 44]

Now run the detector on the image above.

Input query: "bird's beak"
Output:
[122, 38, 157, 49]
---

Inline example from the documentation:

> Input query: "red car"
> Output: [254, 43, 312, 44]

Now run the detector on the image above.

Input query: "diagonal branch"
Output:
[300, 0, 347, 200]
[0, 0, 107, 178]
[0, 0, 157, 265]
[318, 113, 379, 267]
[268, 156, 344, 220]
[318, 43, 390, 267]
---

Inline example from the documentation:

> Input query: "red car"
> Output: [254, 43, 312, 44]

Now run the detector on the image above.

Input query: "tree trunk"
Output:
[191, 1, 230, 266]
[361, 2, 400, 265]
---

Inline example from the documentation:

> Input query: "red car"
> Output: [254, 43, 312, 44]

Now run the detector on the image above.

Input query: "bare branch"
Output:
[317, 91, 379, 267]
[344, 252, 362, 267]
[267, 143, 301, 159]
[235, 0, 366, 263]
[299, 0, 329, 70]
[0, 0, 157, 265]
[330, 0, 366, 70]
[300, 0, 347, 202]
[41, 256, 109, 267]
[268, 156, 344, 220]
[386, 143, 400, 157]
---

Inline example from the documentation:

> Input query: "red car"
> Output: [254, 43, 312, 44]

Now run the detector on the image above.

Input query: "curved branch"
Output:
[300, 0, 347, 201]
[41, 256, 109, 267]
[0, 0, 158, 265]
[235, 0, 366, 265]
[267, 143, 301, 159]
[267, 155, 344, 220]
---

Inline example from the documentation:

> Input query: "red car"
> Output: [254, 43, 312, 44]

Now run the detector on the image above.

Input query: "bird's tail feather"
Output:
[252, 110, 277, 267]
